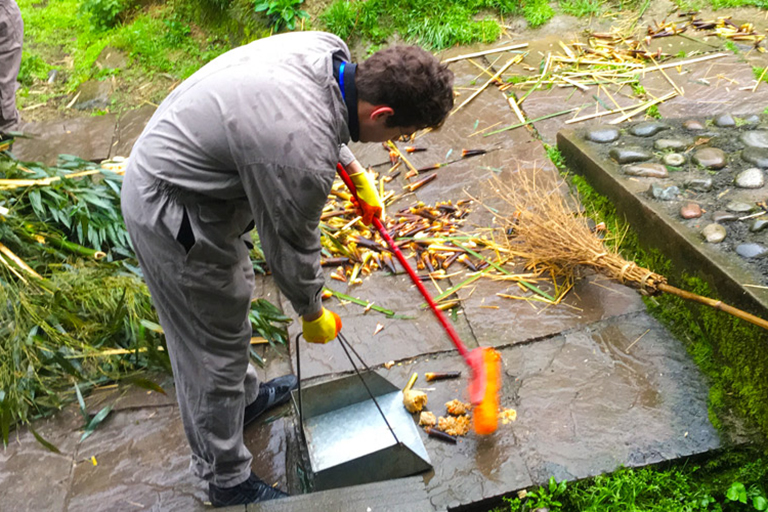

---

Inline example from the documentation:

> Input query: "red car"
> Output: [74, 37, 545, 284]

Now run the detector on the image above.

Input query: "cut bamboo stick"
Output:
[609, 91, 677, 124]
[442, 43, 528, 64]
[565, 103, 637, 124]
[506, 95, 527, 124]
[648, 54, 684, 96]
[451, 56, 522, 116]
[0, 241, 43, 279]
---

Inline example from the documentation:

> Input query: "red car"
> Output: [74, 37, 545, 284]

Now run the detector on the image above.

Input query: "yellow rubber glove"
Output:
[301, 308, 342, 344]
[349, 171, 383, 225]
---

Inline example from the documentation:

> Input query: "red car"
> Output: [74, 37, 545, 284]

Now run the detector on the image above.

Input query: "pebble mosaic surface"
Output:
[583, 117, 768, 282]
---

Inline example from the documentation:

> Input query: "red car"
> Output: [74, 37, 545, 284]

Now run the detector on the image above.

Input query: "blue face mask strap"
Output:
[339, 62, 346, 101]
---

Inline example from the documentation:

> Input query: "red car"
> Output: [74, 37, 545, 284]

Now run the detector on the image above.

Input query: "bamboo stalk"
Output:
[451, 56, 522, 116]
[561, 76, 590, 91]
[0, 241, 43, 279]
[387, 141, 419, 177]
[323, 287, 397, 317]
[485, 108, 578, 136]
[442, 44, 528, 64]
[658, 283, 768, 330]
[0, 168, 103, 190]
[648, 54, 684, 96]
[506, 95, 527, 124]
[565, 102, 637, 124]
[609, 91, 677, 124]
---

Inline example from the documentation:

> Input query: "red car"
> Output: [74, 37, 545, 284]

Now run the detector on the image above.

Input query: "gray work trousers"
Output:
[0, 0, 22, 132]
[121, 168, 261, 488]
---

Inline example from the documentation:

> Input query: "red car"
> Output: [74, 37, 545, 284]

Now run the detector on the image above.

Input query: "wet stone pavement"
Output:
[0, 30, 752, 512]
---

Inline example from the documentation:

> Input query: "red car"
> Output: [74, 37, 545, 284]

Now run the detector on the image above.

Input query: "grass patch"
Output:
[319, 0, 520, 49]
[558, 0, 603, 17]
[492, 448, 768, 511]
[16, 0, 239, 112]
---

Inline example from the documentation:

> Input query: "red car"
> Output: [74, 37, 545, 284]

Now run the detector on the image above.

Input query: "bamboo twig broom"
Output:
[489, 169, 768, 330]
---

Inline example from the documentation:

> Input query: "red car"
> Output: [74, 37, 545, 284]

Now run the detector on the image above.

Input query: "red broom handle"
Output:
[336, 163, 471, 362]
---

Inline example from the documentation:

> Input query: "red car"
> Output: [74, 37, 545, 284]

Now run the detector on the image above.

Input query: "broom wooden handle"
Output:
[657, 283, 768, 330]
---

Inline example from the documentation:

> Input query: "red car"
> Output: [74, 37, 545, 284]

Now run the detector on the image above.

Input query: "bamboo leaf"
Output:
[139, 319, 164, 334]
[29, 426, 61, 454]
[74, 383, 87, 422]
[80, 405, 113, 442]
[124, 377, 166, 395]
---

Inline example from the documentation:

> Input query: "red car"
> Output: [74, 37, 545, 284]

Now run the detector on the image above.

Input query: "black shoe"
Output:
[244, 375, 298, 427]
[209, 472, 288, 507]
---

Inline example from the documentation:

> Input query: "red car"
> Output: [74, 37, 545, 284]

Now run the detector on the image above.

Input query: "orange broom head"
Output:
[472, 347, 502, 435]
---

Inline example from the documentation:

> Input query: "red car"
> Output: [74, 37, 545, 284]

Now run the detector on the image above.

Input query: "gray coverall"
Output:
[121, 31, 356, 487]
[0, 0, 23, 132]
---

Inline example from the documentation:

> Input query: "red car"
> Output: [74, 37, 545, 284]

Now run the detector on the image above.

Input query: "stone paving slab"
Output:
[512, 311, 720, 484]
[370, 309, 720, 510]
[68, 406, 207, 512]
[639, 53, 768, 119]
[0, 420, 77, 512]
[12, 115, 117, 166]
[111, 104, 156, 158]
[244, 476, 433, 512]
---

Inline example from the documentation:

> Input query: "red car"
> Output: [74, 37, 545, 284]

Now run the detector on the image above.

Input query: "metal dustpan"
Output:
[291, 371, 432, 491]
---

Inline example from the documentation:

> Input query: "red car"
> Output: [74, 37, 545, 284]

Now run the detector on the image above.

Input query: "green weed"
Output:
[253, 0, 309, 32]
[522, 0, 555, 27]
[754, 67, 768, 84]
[724, 40, 740, 54]
[646, 104, 662, 119]
[79, 0, 127, 31]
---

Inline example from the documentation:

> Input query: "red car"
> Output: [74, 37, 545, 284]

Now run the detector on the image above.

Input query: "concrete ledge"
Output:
[220, 476, 433, 512]
[557, 128, 768, 320]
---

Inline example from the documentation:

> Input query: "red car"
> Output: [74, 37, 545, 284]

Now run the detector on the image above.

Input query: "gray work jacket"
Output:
[127, 31, 356, 316]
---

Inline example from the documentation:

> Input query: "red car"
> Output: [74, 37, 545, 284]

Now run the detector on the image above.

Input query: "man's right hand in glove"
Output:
[345, 160, 383, 225]
[301, 308, 342, 344]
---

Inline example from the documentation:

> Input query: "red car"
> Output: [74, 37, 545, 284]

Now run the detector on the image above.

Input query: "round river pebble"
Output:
[586, 126, 620, 143]
[750, 218, 768, 232]
[726, 202, 754, 213]
[683, 119, 705, 131]
[629, 121, 669, 137]
[654, 138, 687, 151]
[736, 243, 768, 258]
[714, 113, 736, 127]
[741, 147, 768, 168]
[680, 203, 702, 219]
[686, 178, 712, 192]
[623, 163, 668, 178]
[702, 223, 727, 243]
[663, 153, 686, 167]
[735, 168, 764, 189]
[692, 147, 727, 169]
[609, 147, 652, 164]
[739, 130, 768, 149]
[712, 211, 738, 223]
[650, 184, 680, 200]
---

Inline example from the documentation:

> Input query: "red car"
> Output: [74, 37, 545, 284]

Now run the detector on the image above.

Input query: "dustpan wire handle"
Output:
[338, 332, 400, 445]
[295, 333, 306, 446]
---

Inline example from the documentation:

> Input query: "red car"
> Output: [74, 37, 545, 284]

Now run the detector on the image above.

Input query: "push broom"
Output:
[336, 163, 502, 435]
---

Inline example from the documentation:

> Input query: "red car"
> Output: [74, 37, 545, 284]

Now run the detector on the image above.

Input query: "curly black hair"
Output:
[356, 45, 454, 130]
